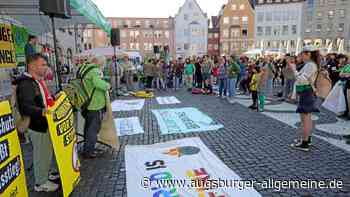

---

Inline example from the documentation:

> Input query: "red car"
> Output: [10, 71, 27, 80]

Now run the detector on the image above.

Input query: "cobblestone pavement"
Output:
[25, 89, 350, 197]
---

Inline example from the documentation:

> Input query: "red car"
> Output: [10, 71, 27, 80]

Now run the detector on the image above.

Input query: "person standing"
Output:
[174, 59, 184, 90]
[290, 46, 320, 151]
[25, 35, 38, 61]
[81, 55, 111, 158]
[227, 55, 241, 102]
[195, 57, 203, 88]
[15, 54, 59, 192]
[258, 66, 268, 112]
[217, 56, 228, 98]
[202, 55, 213, 93]
[249, 66, 259, 110]
[265, 57, 275, 97]
[282, 56, 297, 101]
[184, 58, 195, 91]
[120, 55, 134, 91]
[143, 59, 154, 89]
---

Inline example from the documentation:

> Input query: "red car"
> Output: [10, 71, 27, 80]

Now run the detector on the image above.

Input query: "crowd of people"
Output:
[10, 35, 350, 192]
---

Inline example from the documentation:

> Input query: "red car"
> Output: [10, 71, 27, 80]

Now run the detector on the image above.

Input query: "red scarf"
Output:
[38, 79, 55, 107]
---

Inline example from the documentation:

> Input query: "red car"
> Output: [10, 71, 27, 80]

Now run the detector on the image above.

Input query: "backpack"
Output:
[63, 64, 98, 111]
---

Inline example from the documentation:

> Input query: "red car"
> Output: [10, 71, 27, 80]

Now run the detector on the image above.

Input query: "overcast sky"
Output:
[92, 0, 227, 18]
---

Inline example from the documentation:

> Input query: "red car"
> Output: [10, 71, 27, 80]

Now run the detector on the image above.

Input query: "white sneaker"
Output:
[222, 95, 226, 99]
[48, 172, 60, 181]
[34, 181, 59, 192]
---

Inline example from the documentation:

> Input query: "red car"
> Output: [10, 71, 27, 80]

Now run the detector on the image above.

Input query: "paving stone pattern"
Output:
[25, 90, 350, 197]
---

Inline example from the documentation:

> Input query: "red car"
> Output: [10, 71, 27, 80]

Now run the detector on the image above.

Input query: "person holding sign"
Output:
[14, 54, 59, 192]
[81, 55, 111, 159]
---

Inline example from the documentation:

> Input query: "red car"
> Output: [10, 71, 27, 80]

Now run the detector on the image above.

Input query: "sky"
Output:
[92, 0, 227, 18]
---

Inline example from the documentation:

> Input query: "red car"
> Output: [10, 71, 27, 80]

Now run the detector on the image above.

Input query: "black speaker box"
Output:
[39, 0, 71, 19]
[110, 28, 120, 46]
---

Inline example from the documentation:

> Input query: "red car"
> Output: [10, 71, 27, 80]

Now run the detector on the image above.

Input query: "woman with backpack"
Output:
[290, 46, 320, 151]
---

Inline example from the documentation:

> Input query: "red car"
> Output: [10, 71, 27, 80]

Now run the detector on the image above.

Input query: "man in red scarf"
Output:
[14, 54, 59, 192]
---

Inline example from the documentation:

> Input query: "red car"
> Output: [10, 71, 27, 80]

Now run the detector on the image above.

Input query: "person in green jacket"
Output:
[184, 58, 195, 91]
[81, 55, 111, 159]
[227, 55, 241, 102]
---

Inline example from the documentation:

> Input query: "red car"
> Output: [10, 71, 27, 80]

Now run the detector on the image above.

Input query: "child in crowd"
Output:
[249, 67, 260, 110]
[258, 66, 268, 112]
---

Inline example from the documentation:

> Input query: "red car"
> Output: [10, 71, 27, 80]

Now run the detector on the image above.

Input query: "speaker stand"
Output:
[50, 15, 63, 91]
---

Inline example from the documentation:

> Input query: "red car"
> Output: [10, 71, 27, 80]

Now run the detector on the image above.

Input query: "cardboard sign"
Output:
[0, 24, 16, 68]
[0, 101, 28, 197]
[46, 92, 80, 197]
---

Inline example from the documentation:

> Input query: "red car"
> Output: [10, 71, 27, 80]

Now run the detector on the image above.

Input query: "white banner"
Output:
[125, 138, 261, 197]
[114, 117, 144, 136]
[156, 96, 181, 105]
[111, 99, 145, 112]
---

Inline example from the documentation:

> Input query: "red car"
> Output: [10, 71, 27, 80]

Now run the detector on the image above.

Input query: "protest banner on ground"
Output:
[46, 92, 80, 197]
[0, 101, 28, 197]
[156, 96, 181, 105]
[114, 117, 144, 136]
[152, 107, 223, 134]
[111, 99, 145, 111]
[125, 137, 261, 197]
[0, 23, 16, 68]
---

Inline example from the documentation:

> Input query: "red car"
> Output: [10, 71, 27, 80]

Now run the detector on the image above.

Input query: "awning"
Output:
[0, 0, 111, 35]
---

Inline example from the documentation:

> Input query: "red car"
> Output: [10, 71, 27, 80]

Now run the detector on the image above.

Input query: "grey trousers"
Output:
[83, 110, 104, 154]
[29, 129, 58, 185]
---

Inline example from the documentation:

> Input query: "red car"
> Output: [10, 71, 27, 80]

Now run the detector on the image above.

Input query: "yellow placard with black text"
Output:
[46, 92, 80, 197]
[0, 23, 16, 68]
[0, 101, 28, 197]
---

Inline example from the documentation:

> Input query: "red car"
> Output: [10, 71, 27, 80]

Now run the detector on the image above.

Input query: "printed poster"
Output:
[111, 99, 145, 112]
[0, 23, 16, 68]
[152, 107, 223, 134]
[125, 137, 261, 197]
[156, 96, 181, 105]
[11, 25, 29, 63]
[46, 92, 80, 197]
[0, 101, 28, 197]
[114, 117, 144, 136]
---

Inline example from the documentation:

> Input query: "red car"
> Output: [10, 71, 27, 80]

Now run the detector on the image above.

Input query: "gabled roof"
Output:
[176, 0, 207, 19]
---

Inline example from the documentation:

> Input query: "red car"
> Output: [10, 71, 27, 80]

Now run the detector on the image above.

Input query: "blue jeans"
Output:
[284, 79, 295, 99]
[219, 78, 227, 96]
[228, 78, 237, 97]
[174, 76, 182, 90]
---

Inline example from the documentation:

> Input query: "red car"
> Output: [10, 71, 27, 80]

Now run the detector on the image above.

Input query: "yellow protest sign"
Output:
[0, 24, 16, 68]
[0, 101, 28, 197]
[46, 92, 80, 197]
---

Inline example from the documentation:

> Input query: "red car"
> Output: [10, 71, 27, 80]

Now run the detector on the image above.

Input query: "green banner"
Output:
[70, 0, 111, 35]
[11, 25, 29, 63]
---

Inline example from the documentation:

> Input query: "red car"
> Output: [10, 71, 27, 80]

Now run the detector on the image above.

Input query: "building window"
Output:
[242, 16, 248, 25]
[242, 29, 248, 37]
[239, 4, 245, 10]
[231, 4, 237, 10]
[265, 26, 272, 36]
[184, 43, 189, 50]
[316, 24, 322, 32]
[223, 29, 229, 38]
[232, 16, 239, 25]
[339, 23, 344, 32]
[328, 10, 334, 19]
[214, 44, 219, 50]
[257, 12, 264, 22]
[273, 26, 280, 36]
[135, 43, 139, 50]
[184, 14, 188, 21]
[223, 17, 230, 24]
[266, 12, 273, 22]
[339, 9, 345, 18]
[222, 43, 229, 51]
[305, 28, 311, 33]
[292, 25, 297, 35]
[317, 11, 323, 18]
[231, 28, 240, 37]
[282, 25, 289, 35]
[208, 44, 213, 50]
[273, 11, 281, 22]
[257, 26, 263, 36]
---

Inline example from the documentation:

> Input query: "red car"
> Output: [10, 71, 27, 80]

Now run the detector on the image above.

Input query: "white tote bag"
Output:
[322, 81, 347, 115]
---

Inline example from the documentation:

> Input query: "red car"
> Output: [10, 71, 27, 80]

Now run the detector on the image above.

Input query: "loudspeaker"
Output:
[39, 0, 71, 19]
[110, 28, 120, 46]
[153, 45, 159, 54]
